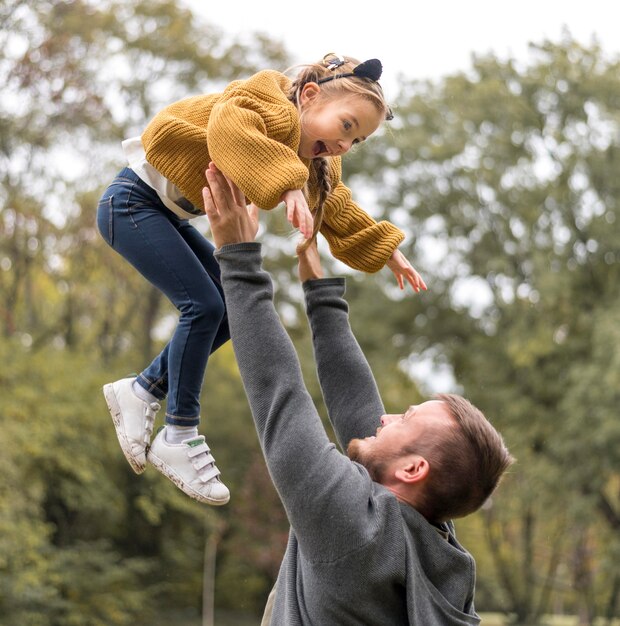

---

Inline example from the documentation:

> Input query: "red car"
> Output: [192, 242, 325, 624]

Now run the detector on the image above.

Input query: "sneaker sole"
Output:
[147, 451, 230, 506]
[103, 383, 146, 475]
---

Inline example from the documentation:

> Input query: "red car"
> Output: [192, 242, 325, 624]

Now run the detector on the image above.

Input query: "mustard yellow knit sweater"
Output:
[141, 70, 404, 273]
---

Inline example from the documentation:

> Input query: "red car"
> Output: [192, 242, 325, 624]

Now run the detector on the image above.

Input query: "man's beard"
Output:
[347, 438, 384, 482]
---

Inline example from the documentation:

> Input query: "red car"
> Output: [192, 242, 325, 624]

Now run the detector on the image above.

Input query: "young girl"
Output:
[97, 53, 426, 507]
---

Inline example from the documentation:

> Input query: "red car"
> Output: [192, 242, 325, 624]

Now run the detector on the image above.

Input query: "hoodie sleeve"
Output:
[216, 243, 386, 561]
[303, 278, 385, 449]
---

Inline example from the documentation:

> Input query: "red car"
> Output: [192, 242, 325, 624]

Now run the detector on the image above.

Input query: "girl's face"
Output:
[297, 83, 384, 160]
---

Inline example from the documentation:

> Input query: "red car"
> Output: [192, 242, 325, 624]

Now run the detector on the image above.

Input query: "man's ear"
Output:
[395, 456, 429, 485]
[299, 82, 321, 107]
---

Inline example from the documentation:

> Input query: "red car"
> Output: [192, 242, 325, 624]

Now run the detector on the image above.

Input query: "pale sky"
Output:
[181, 0, 617, 393]
[184, 0, 618, 95]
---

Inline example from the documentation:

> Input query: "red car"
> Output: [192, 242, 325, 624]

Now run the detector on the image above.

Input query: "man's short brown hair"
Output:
[403, 394, 514, 522]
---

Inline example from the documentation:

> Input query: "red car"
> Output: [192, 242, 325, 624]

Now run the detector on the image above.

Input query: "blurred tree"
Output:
[0, 340, 155, 626]
[0, 0, 292, 622]
[344, 33, 620, 623]
[0, 0, 288, 358]
[3, 0, 619, 620]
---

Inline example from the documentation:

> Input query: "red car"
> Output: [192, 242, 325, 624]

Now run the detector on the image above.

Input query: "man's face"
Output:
[347, 400, 453, 482]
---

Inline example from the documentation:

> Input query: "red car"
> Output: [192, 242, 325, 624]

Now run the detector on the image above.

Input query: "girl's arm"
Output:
[207, 71, 310, 210]
[320, 172, 426, 291]
[320, 180, 404, 272]
[208, 96, 307, 209]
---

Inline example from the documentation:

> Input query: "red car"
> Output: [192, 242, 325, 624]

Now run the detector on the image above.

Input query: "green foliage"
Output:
[0, 341, 153, 625]
[1, 0, 619, 621]
[0, 0, 291, 622]
[345, 33, 620, 623]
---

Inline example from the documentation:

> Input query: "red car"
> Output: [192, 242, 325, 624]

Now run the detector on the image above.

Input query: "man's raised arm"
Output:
[203, 165, 369, 548]
[202, 164, 329, 481]
[298, 243, 385, 449]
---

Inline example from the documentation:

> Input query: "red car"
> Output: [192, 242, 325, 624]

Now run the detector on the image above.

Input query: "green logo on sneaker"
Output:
[187, 438, 202, 447]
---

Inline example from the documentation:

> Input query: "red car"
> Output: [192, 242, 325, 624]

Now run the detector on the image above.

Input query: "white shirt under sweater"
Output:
[216, 243, 481, 626]
[122, 136, 199, 220]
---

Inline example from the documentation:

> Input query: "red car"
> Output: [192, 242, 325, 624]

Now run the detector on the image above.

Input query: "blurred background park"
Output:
[1, 0, 619, 624]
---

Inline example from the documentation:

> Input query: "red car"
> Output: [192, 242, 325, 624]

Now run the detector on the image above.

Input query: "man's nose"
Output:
[380, 414, 398, 426]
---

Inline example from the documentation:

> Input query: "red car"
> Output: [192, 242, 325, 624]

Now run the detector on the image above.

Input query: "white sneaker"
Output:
[103, 377, 160, 475]
[147, 427, 230, 506]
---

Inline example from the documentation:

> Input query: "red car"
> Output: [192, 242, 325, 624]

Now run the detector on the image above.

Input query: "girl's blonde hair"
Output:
[288, 54, 392, 251]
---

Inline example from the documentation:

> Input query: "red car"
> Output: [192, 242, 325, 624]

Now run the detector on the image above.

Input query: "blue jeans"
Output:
[96, 167, 229, 426]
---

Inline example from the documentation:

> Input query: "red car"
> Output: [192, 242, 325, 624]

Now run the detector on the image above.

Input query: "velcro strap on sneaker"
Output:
[144, 402, 160, 419]
[193, 454, 216, 470]
[142, 403, 160, 444]
[198, 464, 221, 483]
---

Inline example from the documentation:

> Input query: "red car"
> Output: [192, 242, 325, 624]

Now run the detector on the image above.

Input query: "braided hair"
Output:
[287, 54, 392, 252]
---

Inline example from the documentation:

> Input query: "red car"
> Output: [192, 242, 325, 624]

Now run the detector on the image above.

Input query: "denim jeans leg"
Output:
[174, 216, 230, 355]
[96, 168, 229, 427]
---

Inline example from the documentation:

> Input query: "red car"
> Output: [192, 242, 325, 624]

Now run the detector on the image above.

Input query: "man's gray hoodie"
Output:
[216, 243, 480, 625]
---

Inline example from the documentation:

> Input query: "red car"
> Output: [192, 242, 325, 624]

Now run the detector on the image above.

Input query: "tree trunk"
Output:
[202, 516, 226, 626]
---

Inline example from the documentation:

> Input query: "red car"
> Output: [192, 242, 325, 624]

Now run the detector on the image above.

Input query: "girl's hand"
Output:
[281, 189, 314, 239]
[386, 249, 427, 293]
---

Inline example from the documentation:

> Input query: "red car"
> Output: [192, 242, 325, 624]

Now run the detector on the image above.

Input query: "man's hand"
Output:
[203, 163, 259, 248]
[386, 249, 428, 293]
[296, 238, 324, 282]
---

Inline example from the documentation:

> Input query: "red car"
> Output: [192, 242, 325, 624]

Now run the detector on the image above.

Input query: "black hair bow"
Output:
[352, 58, 383, 82]
[317, 57, 384, 85]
